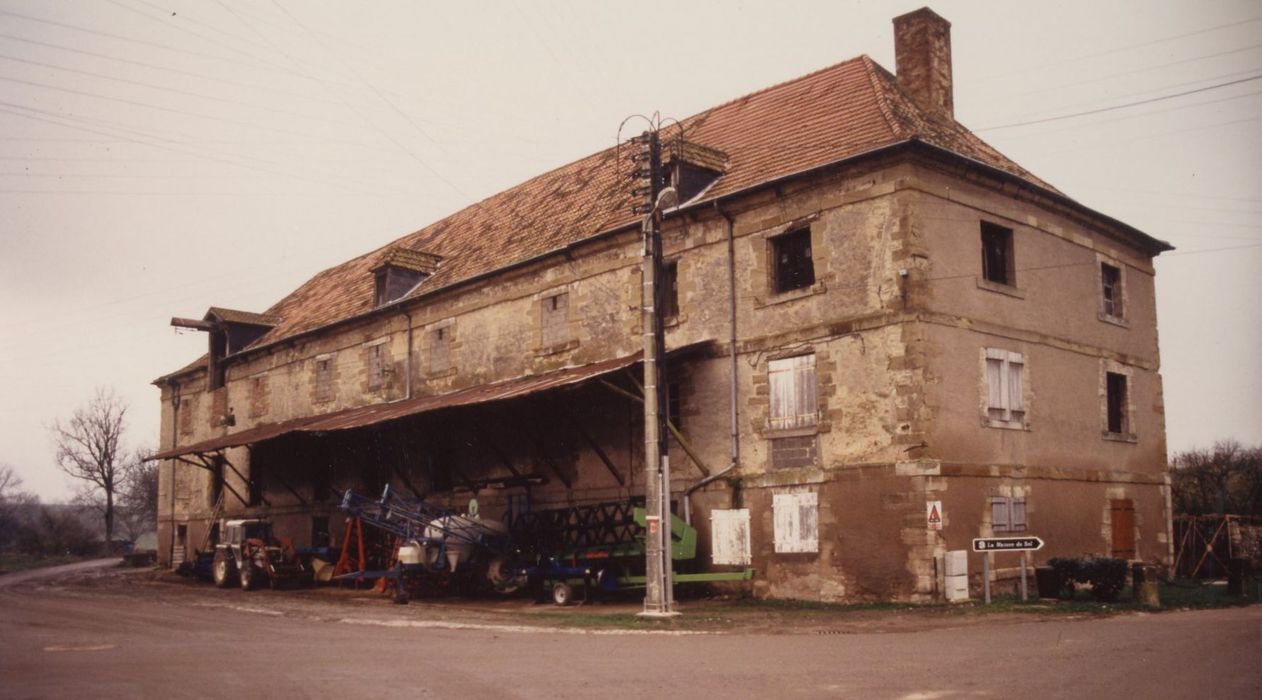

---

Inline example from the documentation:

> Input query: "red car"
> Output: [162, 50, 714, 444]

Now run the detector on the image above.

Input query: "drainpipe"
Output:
[403, 309, 415, 400]
[167, 379, 179, 568]
[683, 203, 741, 524]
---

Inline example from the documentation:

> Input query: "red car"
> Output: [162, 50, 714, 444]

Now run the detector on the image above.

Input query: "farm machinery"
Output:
[338, 486, 753, 604]
[211, 518, 309, 590]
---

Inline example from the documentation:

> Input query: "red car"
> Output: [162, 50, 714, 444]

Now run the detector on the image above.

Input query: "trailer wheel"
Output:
[551, 582, 573, 606]
[212, 550, 236, 588]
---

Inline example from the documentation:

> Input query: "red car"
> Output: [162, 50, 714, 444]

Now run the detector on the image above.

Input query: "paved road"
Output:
[0, 558, 122, 588]
[0, 572, 1258, 699]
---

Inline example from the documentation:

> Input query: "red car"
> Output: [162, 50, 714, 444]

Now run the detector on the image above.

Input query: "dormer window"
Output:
[371, 248, 442, 307]
[170, 307, 278, 391]
[664, 140, 727, 205]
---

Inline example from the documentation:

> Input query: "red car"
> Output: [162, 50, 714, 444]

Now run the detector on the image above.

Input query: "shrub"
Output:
[1046, 556, 1129, 601]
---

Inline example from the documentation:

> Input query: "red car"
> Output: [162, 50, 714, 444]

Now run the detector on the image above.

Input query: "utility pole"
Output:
[629, 127, 676, 617]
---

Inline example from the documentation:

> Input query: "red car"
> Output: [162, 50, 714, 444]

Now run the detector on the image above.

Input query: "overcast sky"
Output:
[1, 0, 1259, 501]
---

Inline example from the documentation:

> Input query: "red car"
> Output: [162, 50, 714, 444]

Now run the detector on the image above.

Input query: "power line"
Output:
[972, 17, 1262, 83]
[977, 74, 1262, 131]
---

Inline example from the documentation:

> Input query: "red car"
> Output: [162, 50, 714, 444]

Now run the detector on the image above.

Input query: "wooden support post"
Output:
[598, 378, 711, 477]
[984, 553, 992, 604]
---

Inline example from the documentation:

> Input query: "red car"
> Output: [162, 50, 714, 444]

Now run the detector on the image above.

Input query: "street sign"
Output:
[972, 536, 1043, 552]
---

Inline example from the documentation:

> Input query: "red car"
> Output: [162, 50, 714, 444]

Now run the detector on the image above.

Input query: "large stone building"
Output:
[154, 8, 1173, 602]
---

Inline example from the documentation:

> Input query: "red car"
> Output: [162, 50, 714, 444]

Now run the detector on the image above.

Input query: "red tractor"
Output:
[212, 519, 307, 590]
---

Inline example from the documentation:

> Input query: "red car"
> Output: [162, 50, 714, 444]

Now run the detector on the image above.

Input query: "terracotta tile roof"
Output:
[371, 248, 442, 275]
[161, 56, 1093, 378]
[205, 307, 279, 327]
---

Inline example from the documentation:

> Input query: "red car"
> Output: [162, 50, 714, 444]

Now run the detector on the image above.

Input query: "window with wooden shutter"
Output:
[773, 491, 818, 553]
[768, 354, 818, 430]
[710, 508, 751, 565]
[984, 348, 1025, 428]
[991, 496, 1027, 533]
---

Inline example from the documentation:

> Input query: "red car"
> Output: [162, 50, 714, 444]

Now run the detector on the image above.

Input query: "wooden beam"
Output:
[596, 379, 711, 477]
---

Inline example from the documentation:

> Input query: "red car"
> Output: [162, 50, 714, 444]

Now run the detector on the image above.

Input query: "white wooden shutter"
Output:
[710, 509, 751, 565]
[769, 355, 817, 430]
[1007, 353, 1024, 415]
[773, 491, 818, 553]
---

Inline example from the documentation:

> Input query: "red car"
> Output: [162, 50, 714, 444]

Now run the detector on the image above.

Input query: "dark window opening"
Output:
[208, 329, 227, 390]
[1101, 263, 1122, 317]
[661, 261, 679, 320]
[374, 267, 426, 307]
[1106, 372, 1128, 434]
[981, 222, 1014, 286]
[673, 161, 721, 203]
[772, 228, 815, 294]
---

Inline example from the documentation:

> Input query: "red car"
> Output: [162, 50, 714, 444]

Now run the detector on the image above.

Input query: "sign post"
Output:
[972, 537, 1044, 604]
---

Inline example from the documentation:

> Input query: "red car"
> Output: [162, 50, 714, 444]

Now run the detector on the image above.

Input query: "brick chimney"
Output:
[893, 7, 953, 119]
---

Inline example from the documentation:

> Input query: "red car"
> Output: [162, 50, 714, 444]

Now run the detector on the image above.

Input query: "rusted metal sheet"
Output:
[152, 353, 642, 460]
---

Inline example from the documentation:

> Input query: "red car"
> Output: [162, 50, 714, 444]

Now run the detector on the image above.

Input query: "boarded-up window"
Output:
[773, 491, 818, 553]
[366, 342, 387, 391]
[178, 396, 194, 436]
[985, 348, 1025, 427]
[710, 508, 751, 566]
[1110, 498, 1136, 559]
[991, 496, 1027, 533]
[768, 354, 817, 430]
[248, 375, 268, 418]
[540, 292, 569, 348]
[314, 355, 334, 403]
[430, 327, 451, 374]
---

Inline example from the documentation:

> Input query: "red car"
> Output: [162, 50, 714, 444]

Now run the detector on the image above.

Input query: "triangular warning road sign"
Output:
[928, 504, 942, 524]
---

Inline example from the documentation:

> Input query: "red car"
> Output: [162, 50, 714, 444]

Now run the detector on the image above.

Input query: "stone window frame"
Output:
[756, 215, 827, 307]
[767, 351, 820, 433]
[772, 490, 819, 554]
[977, 220, 1025, 299]
[1100, 359, 1137, 443]
[980, 347, 1030, 431]
[1096, 254, 1129, 327]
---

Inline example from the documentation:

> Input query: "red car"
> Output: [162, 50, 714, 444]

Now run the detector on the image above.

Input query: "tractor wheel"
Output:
[486, 557, 526, 595]
[240, 563, 257, 591]
[212, 550, 237, 588]
[551, 582, 573, 606]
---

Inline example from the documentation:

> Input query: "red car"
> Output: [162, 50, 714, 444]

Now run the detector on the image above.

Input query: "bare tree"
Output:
[1170, 440, 1262, 518]
[50, 389, 129, 547]
[119, 451, 158, 539]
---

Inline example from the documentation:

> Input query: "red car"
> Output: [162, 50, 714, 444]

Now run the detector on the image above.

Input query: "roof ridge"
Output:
[859, 55, 903, 139]
[688, 54, 871, 120]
